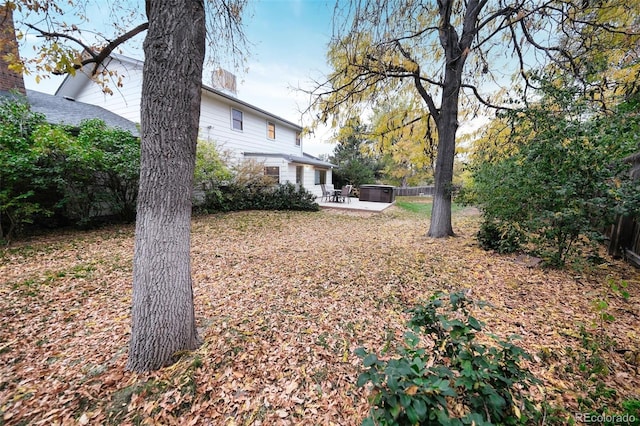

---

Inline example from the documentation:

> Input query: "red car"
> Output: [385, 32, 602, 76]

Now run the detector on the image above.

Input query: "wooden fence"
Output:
[606, 151, 640, 268]
[394, 186, 435, 196]
[607, 216, 640, 268]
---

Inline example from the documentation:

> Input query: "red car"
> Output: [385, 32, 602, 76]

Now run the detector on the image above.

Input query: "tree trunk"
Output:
[428, 47, 462, 236]
[427, 3, 471, 238]
[428, 98, 457, 238]
[126, 0, 206, 372]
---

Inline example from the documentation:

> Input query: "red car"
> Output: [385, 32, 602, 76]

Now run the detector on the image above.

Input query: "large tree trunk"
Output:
[428, 100, 457, 238]
[428, 40, 462, 237]
[427, 1, 472, 238]
[126, 0, 206, 372]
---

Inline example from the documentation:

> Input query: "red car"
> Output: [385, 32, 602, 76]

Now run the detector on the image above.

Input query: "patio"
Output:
[317, 197, 394, 213]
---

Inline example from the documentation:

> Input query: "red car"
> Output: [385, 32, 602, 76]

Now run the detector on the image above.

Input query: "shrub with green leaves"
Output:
[476, 220, 525, 254]
[0, 96, 140, 240]
[470, 83, 639, 266]
[197, 182, 319, 213]
[193, 140, 233, 209]
[74, 119, 140, 222]
[0, 95, 49, 240]
[194, 157, 319, 213]
[356, 291, 539, 425]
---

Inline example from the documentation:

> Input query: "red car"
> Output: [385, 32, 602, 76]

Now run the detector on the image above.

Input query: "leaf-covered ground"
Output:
[1, 203, 639, 425]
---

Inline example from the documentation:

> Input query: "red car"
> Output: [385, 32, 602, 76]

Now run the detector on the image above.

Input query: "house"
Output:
[54, 53, 334, 197]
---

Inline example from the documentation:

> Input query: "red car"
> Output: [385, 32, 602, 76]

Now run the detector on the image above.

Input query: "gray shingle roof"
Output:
[1, 89, 139, 136]
[243, 152, 335, 168]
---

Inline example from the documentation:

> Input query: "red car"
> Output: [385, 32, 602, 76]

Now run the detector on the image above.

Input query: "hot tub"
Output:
[358, 185, 395, 203]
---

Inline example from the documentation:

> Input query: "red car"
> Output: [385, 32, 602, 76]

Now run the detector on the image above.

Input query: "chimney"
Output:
[211, 68, 237, 96]
[0, 5, 26, 95]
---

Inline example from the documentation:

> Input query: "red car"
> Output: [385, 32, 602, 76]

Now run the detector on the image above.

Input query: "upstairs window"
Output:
[232, 108, 243, 131]
[267, 121, 276, 140]
[295, 132, 301, 146]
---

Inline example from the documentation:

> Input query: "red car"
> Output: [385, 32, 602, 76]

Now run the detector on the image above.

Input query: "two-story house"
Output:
[54, 54, 334, 197]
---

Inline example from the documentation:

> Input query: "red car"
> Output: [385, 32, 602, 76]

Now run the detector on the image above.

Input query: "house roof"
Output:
[244, 152, 335, 168]
[55, 53, 303, 132]
[1, 89, 139, 136]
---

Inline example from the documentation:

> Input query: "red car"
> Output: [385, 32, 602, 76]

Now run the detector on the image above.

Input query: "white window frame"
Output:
[267, 121, 276, 140]
[265, 166, 280, 183]
[231, 108, 243, 131]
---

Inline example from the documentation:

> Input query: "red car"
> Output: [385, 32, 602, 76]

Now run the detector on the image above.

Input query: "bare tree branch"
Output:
[25, 22, 95, 57]
[25, 21, 149, 75]
[85, 22, 148, 74]
[461, 82, 512, 112]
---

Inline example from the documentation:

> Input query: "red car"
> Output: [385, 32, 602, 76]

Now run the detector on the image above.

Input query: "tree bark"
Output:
[429, 96, 457, 237]
[428, 11, 463, 237]
[126, 0, 206, 372]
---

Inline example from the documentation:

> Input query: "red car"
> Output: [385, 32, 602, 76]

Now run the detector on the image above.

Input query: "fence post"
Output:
[608, 215, 635, 258]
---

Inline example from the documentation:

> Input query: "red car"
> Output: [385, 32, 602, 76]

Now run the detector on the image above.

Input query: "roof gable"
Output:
[56, 53, 302, 132]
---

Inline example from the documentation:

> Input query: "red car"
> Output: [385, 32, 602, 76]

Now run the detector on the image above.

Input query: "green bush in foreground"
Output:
[356, 291, 539, 425]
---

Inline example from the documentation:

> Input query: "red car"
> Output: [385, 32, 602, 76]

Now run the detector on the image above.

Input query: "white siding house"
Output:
[54, 54, 334, 197]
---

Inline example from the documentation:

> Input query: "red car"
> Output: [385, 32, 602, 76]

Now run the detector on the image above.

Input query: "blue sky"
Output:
[19, 0, 338, 156]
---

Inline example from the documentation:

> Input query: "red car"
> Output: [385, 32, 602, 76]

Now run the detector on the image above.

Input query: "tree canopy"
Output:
[309, 0, 639, 237]
[369, 96, 437, 186]
[5, 0, 247, 87]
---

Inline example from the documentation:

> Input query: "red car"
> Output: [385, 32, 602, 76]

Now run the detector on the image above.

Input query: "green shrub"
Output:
[0, 96, 140, 240]
[356, 291, 539, 425]
[193, 140, 232, 208]
[469, 82, 639, 267]
[197, 182, 319, 213]
[75, 119, 140, 223]
[264, 182, 319, 211]
[0, 95, 50, 240]
[477, 220, 525, 254]
[29, 119, 140, 228]
[194, 157, 319, 213]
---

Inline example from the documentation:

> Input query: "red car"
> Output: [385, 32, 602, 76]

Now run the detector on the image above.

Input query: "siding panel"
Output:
[55, 54, 333, 198]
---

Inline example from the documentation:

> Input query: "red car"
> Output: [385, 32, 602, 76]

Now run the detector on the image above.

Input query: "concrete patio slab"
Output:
[317, 198, 394, 213]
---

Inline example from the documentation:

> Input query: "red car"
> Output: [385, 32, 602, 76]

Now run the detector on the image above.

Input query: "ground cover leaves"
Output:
[1, 206, 639, 425]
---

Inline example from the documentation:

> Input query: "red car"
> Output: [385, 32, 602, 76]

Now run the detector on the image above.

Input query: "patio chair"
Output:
[339, 185, 353, 203]
[320, 184, 331, 202]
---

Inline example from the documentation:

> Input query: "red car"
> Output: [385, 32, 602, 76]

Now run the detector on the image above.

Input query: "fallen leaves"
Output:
[1, 207, 639, 424]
